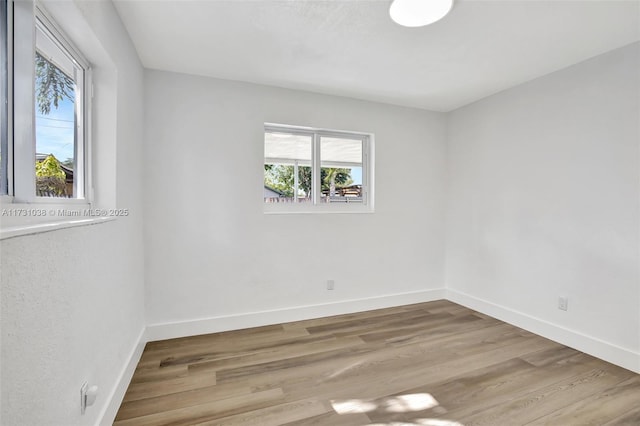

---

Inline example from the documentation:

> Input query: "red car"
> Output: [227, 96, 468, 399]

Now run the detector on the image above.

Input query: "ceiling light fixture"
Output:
[389, 0, 453, 27]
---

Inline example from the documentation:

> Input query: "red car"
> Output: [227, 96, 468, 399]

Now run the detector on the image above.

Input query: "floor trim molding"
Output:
[99, 327, 147, 426]
[145, 289, 447, 342]
[446, 289, 640, 374]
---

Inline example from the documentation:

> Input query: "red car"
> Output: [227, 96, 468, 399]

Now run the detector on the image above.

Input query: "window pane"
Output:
[34, 20, 78, 198]
[264, 131, 313, 203]
[320, 137, 363, 203]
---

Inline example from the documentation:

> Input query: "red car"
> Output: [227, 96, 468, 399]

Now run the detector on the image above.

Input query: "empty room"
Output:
[1, 0, 639, 425]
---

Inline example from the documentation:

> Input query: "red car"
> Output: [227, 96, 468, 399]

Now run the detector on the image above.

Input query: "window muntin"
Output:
[264, 124, 372, 211]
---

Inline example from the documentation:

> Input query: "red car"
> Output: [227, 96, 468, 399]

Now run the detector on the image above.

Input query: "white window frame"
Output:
[1, 0, 12, 199]
[264, 123, 375, 214]
[8, 1, 91, 205]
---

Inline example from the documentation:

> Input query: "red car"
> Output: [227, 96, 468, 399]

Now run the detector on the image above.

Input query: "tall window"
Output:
[264, 124, 373, 212]
[8, 2, 89, 202]
[34, 14, 85, 198]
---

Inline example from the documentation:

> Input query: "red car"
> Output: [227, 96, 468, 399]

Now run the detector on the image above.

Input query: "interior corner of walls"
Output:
[145, 289, 447, 342]
[98, 326, 147, 426]
[445, 289, 640, 374]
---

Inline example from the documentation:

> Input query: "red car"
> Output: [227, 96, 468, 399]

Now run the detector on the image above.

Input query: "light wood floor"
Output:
[115, 300, 640, 425]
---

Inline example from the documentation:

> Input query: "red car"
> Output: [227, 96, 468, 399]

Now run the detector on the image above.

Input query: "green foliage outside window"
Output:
[264, 164, 352, 197]
[35, 51, 74, 115]
[36, 154, 67, 196]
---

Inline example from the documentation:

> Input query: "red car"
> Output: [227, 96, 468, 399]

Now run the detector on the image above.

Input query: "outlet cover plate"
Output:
[558, 296, 568, 311]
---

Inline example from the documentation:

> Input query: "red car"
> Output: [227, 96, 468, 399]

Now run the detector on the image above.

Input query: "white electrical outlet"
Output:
[80, 382, 88, 414]
[327, 280, 335, 290]
[558, 296, 568, 311]
[80, 382, 98, 414]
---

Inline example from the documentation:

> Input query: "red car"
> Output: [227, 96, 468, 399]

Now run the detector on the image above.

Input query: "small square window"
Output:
[264, 124, 373, 212]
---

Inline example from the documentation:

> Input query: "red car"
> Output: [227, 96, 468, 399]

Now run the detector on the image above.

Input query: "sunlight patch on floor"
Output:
[384, 393, 439, 413]
[331, 399, 379, 414]
[331, 393, 464, 426]
[331, 393, 439, 415]
[367, 420, 464, 426]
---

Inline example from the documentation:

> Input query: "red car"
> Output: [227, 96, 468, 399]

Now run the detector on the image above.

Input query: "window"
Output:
[8, 2, 89, 202]
[264, 124, 373, 212]
[34, 14, 86, 198]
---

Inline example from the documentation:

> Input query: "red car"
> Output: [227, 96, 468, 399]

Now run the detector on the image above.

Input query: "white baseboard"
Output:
[146, 289, 447, 342]
[98, 327, 147, 426]
[446, 289, 640, 374]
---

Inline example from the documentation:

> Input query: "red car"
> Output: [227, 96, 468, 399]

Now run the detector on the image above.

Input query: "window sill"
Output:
[0, 216, 115, 240]
[263, 204, 374, 214]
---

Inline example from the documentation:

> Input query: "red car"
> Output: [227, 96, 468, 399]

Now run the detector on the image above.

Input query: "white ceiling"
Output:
[113, 0, 640, 112]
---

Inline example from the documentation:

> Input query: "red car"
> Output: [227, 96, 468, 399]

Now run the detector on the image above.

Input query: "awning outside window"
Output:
[265, 132, 362, 168]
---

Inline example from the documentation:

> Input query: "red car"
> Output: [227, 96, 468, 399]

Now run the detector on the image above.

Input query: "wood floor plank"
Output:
[328, 338, 558, 403]
[524, 375, 640, 426]
[122, 371, 217, 403]
[601, 402, 640, 425]
[460, 367, 634, 426]
[138, 328, 311, 367]
[114, 388, 284, 426]
[144, 324, 285, 351]
[201, 398, 328, 426]
[422, 352, 604, 420]
[116, 381, 251, 421]
[188, 335, 365, 375]
[518, 344, 581, 367]
[279, 411, 372, 426]
[130, 364, 188, 384]
[116, 301, 640, 425]
[355, 312, 485, 343]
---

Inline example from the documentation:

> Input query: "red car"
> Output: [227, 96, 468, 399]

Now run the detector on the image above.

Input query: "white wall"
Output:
[446, 42, 640, 372]
[143, 71, 447, 336]
[0, 1, 145, 425]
